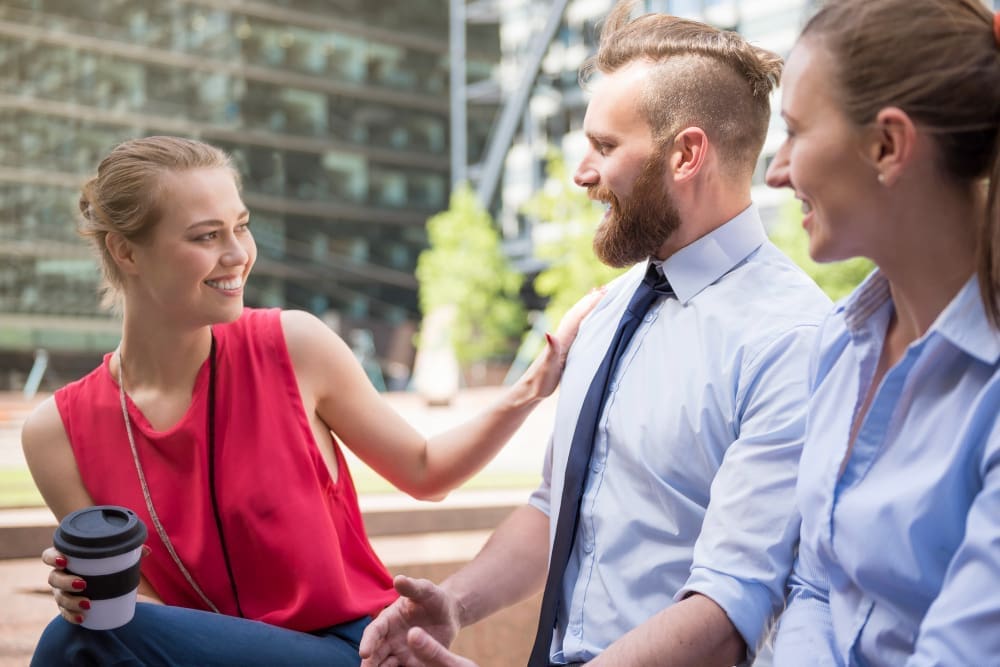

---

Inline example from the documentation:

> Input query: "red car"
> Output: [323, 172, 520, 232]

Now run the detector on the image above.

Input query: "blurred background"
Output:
[2, 2, 997, 663]
[0, 0, 929, 397]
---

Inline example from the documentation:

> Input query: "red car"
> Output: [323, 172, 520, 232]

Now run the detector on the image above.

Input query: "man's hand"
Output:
[407, 628, 480, 667]
[360, 575, 462, 666]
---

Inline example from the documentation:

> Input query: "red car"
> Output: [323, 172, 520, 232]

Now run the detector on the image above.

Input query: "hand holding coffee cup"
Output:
[52, 505, 147, 630]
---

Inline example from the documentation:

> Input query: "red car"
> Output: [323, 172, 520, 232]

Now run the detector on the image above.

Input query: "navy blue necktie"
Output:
[528, 262, 673, 667]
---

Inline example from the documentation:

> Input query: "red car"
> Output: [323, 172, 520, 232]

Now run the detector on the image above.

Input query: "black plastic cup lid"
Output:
[53, 505, 148, 559]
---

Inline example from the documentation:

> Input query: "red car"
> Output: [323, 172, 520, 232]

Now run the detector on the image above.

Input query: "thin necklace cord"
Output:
[116, 339, 225, 613]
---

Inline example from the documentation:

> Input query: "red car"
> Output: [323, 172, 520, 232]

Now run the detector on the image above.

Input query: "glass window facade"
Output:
[0, 0, 500, 372]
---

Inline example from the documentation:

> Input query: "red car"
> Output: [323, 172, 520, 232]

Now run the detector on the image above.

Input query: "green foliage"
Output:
[768, 198, 874, 301]
[526, 151, 625, 326]
[416, 184, 526, 365]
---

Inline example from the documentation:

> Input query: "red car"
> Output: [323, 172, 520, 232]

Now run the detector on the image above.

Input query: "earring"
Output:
[877, 173, 886, 184]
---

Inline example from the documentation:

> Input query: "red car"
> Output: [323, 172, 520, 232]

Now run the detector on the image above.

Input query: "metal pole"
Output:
[449, 0, 468, 188]
[475, 0, 570, 208]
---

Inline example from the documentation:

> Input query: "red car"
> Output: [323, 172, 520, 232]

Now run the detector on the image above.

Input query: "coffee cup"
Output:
[53, 505, 148, 630]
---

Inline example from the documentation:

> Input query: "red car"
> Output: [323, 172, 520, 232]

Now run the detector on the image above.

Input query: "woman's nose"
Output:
[221, 235, 250, 266]
[765, 142, 791, 189]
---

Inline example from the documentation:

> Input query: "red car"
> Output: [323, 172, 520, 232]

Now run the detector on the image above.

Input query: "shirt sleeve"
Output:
[676, 323, 818, 659]
[905, 413, 1000, 666]
[528, 434, 554, 518]
[772, 544, 840, 665]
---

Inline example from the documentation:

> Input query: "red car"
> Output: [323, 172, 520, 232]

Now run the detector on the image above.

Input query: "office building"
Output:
[0, 0, 499, 387]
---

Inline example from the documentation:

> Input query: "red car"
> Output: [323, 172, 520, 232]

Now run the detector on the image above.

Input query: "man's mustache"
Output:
[587, 186, 617, 207]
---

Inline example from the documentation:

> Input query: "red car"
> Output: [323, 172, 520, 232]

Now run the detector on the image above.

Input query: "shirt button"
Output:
[583, 541, 594, 554]
[591, 460, 603, 473]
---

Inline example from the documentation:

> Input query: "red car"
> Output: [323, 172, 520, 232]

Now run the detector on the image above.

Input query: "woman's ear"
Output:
[105, 232, 139, 277]
[869, 107, 917, 187]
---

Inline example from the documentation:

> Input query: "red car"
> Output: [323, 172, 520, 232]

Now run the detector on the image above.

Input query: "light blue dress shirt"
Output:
[528, 205, 831, 664]
[773, 271, 1000, 666]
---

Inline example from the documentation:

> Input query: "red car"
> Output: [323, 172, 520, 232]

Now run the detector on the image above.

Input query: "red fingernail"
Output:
[71, 579, 86, 591]
[79, 600, 91, 610]
[75, 615, 84, 624]
[55, 557, 67, 568]
[545, 332, 555, 346]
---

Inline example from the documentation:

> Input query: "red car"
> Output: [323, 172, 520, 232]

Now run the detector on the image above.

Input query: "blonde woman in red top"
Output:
[24, 135, 599, 666]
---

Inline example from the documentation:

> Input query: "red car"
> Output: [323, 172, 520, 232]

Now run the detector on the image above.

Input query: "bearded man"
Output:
[360, 2, 831, 665]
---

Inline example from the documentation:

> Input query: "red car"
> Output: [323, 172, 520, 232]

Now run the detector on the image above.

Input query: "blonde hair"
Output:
[582, 0, 782, 178]
[801, 0, 1000, 325]
[78, 136, 238, 310]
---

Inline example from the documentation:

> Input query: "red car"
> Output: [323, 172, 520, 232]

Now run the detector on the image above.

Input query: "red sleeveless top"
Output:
[55, 308, 397, 631]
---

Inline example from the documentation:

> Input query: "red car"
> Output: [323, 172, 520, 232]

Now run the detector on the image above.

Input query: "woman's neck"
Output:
[116, 322, 213, 393]
[876, 181, 982, 343]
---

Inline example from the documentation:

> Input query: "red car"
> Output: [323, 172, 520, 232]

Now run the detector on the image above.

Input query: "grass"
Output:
[0, 466, 540, 509]
[0, 467, 43, 508]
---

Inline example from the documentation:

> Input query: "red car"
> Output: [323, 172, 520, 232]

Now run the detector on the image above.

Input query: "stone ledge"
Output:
[0, 490, 527, 559]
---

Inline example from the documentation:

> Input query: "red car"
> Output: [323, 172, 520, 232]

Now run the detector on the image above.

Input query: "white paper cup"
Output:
[54, 506, 148, 630]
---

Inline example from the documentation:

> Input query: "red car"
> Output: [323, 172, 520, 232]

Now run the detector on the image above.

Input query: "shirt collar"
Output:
[841, 269, 892, 332]
[656, 204, 767, 304]
[932, 276, 1000, 365]
[842, 270, 1000, 365]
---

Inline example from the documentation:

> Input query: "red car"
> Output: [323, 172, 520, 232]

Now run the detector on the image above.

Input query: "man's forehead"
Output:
[587, 67, 650, 116]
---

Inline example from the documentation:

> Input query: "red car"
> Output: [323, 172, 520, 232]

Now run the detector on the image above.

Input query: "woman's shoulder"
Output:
[278, 308, 353, 344]
[210, 307, 285, 353]
[218, 308, 352, 385]
[22, 396, 65, 447]
[219, 306, 281, 334]
[221, 307, 330, 340]
[22, 395, 94, 518]
[51, 354, 116, 419]
[21, 396, 72, 477]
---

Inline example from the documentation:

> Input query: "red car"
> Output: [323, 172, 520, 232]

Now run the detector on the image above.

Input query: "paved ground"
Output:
[0, 386, 560, 666]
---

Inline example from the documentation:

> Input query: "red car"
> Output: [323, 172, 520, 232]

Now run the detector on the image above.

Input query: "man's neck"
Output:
[655, 187, 752, 260]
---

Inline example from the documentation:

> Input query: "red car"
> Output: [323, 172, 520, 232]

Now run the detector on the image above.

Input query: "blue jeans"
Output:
[31, 603, 370, 666]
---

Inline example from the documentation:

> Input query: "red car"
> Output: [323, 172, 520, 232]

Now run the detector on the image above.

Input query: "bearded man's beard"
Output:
[590, 150, 681, 268]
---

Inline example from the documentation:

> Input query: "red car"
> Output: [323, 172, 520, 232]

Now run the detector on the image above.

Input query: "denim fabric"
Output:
[31, 603, 370, 666]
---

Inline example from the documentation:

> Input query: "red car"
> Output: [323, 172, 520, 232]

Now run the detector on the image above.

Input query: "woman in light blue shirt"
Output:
[764, 0, 1000, 664]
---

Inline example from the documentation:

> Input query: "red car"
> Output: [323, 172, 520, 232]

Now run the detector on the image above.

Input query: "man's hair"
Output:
[581, 0, 782, 178]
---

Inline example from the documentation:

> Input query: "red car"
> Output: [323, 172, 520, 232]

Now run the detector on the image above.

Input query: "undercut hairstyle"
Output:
[801, 0, 1000, 325]
[78, 135, 238, 310]
[581, 0, 783, 179]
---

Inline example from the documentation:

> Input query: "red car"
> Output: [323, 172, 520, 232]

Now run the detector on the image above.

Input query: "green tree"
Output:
[525, 151, 625, 327]
[768, 199, 873, 301]
[416, 184, 527, 365]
